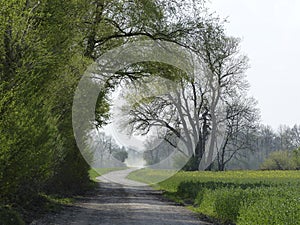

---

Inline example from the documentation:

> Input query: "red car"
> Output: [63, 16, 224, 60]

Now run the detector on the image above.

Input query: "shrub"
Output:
[260, 150, 295, 170]
[194, 190, 205, 206]
[0, 206, 25, 225]
[292, 147, 300, 169]
[177, 182, 202, 204]
[214, 188, 244, 223]
[195, 188, 217, 217]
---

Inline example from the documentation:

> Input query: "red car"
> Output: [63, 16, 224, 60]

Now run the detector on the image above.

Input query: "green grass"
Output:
[89, 167, 128, 182]
[41, 194, 74, 207]
[128, 169, 300, 225]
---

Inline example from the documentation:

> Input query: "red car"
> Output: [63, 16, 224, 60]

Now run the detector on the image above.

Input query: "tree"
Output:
[113, 148, 128, 163]
[143, 134, 176, 168]
[216, 96, 260, 171]
[1, 0, 177, 206]
[277, 124, 300, 151]
[227, 124, 300, 170]
[0, 0, 70, 203]
[260, 150, 296, 170]
[118, 26, 250, 170]
[90, 131, 127, 167]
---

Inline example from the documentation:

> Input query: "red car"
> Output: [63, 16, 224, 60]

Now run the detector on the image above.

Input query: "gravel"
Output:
[31, 168, 211, 225]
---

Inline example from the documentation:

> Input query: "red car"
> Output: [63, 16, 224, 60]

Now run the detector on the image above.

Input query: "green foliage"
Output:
[260, 150, 299, 170]
[214, 190, 240, 222]
[214, 188, 248, 223]
[1, 1, 171, 220]
[0, 206, 25, 225]
[0, 0, 93, 219]
[177, 182, 203, 204]
[292, 147, 300, 169]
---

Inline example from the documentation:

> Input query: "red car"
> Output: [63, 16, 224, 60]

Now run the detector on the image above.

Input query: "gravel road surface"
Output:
[31, 168, 211, 225]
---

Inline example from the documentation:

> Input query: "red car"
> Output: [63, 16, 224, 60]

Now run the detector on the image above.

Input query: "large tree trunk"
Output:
[84, 1, 104, 59]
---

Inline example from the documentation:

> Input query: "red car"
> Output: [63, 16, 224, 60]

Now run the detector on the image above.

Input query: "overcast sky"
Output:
[208, 0, 300, 129]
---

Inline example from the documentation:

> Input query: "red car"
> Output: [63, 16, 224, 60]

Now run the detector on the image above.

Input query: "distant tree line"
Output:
[228, 124, 300, 170]
[90, 131, 128, 167]
[142, 124, 300, 171]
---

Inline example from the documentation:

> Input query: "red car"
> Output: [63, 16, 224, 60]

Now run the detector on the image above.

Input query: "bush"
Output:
[292, 148, 300, 169]
[45, 147, 91, 195]
[0, 206, 25, 225]
[260, 150, 295, 170]
[195, 188, 217, 218]
[214, 188, 244, 223]
[177, 182, 202, 204]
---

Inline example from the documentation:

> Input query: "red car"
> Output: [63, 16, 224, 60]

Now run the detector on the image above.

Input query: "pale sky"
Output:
[209, 0, 300, 129]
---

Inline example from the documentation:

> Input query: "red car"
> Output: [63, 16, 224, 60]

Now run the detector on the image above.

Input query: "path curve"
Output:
[96, 168, 147, 186]
[31, 168, 211, 225]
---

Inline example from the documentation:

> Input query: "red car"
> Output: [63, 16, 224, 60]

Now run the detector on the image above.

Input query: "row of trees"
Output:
[116, 5, 259, 171]
[0, 0, 196, 222]
[0, 1, 94, 213]
[84, 0, 300, 172]
[142, 122, 300, 171]
[72, 0, 260, 172]
[90, 131, 128, 168]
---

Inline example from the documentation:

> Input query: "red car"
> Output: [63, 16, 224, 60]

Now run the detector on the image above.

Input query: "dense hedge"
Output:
[0, 206, 25, 225]
[0, 1, 95, 223]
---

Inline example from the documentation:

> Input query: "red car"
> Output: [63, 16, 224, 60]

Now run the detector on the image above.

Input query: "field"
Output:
[127, 169, 300, 225]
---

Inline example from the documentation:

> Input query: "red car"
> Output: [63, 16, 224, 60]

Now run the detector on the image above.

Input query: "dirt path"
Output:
[31, 168, 210, 225]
